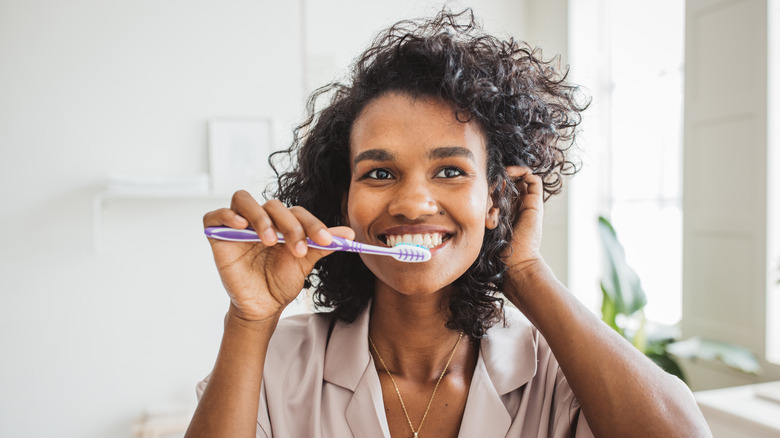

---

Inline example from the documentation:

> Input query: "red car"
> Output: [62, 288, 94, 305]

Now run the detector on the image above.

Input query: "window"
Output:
[569, 0, 684, 325]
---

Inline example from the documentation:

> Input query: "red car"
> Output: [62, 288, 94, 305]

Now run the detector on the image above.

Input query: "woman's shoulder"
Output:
[488, 305, 558, 366]
[485, 305, 538, 343]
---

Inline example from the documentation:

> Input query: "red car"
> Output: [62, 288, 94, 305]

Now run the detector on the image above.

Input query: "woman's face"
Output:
[346, 92, 499, 296]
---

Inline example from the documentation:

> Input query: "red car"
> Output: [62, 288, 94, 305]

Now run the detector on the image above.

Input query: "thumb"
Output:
[328, 226, 356, 241]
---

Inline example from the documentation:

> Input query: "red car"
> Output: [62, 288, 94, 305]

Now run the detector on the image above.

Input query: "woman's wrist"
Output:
[504, 258, 567, 329]
[226, 303, 282, 333]
[502, 258, 564, 315]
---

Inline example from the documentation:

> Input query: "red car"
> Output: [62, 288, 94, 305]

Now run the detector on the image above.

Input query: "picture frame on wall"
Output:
[208, 118, 274, 194]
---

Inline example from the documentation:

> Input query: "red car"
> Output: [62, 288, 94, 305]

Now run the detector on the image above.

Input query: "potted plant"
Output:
[597, 216, 761, 383]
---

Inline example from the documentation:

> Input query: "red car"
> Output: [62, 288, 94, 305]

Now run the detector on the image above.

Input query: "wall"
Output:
[0, 1, 567, 437]
[0, 1, 303, 437]
[523, 0, 571, 286]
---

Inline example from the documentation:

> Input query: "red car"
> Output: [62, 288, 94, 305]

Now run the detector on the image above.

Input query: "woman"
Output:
[186, 9, 710, 437]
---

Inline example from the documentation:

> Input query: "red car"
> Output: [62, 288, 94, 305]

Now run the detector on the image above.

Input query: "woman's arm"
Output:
[185, 191, 354, 438]
[185, 306, 279, 437]
[502, 168, 711, 438]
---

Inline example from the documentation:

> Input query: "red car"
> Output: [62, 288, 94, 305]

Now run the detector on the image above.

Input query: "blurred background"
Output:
[1, 0, 778, 436]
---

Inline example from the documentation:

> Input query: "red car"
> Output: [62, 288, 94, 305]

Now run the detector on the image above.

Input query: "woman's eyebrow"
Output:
[352, 146, 474, 167]
[428, 146, 475, 161]
[353, 149, 396, 167]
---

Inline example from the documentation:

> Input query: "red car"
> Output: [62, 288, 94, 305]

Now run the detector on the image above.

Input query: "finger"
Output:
[263, 199, 309, 257]
[297, 226, 357, 267]
[289, 206, 333, 247]
[505, 165, 531, 196]
[203, 207, 249, 230]
[505, 166, 543, 212]
[230, 190, 278, 247]
[505, 165, 535, 184]
[329, 226, 356, 241]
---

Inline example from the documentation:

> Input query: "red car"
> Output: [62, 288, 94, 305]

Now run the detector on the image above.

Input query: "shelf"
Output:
[95, 189, 232, 201]
[93, 189, 232, 253]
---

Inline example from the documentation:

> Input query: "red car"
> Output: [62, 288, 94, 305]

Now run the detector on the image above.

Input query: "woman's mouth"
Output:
[382, 233, 451, 249]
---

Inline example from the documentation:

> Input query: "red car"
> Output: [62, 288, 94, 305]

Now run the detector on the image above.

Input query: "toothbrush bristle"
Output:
[392, 242, 432, 262]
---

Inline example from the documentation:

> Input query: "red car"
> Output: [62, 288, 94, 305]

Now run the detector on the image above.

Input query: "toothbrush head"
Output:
[392, 242, 432, 262]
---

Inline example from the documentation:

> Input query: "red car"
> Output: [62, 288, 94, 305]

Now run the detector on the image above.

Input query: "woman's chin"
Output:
[374, 274, 456, 298]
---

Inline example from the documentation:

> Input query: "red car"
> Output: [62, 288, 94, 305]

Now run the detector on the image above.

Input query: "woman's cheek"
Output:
[346, 190, 376, 240]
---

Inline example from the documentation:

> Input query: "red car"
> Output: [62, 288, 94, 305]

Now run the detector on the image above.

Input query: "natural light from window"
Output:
[570, 0, 684, 326]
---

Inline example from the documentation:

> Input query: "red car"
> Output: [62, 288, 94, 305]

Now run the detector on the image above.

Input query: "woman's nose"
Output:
[387, 181, 439, 219]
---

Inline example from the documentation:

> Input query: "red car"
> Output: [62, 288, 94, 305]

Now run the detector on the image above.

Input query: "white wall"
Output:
[301, 0, 528, 92]
[0, 1, 304, 437]
[0, 1, 561, 437]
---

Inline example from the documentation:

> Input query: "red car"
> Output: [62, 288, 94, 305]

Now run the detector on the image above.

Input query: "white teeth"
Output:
[385, 233, 446, 249]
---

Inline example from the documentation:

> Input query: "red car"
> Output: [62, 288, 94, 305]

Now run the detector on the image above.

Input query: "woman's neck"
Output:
[368, 283, 473, 381]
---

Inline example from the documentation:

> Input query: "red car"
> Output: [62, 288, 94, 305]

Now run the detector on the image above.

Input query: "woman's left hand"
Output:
[499, 166, 712, 438]
[502, 166, 545, 274]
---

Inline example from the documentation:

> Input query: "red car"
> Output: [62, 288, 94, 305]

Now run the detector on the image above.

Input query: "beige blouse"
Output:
[197, 304, 594, 437]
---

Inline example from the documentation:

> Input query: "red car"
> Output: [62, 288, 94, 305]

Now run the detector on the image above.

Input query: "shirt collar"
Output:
[479, 305, 538, 395]
[323, 303, 373, 391]
[323, 302, 538, 395]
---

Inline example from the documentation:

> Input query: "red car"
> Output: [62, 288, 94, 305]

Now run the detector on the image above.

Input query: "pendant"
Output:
[413, 434, 418, 438]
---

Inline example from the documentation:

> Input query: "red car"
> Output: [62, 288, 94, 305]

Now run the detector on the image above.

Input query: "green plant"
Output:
[597, 216, 761, 383]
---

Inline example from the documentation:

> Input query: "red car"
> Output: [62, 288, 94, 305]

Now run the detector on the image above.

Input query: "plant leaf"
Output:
[597, 216, 647, 315]
[647, 353, 687, 382]
[666, 337, 762, 374]
[601, 284, 623, 336]
[630, 310, 647, 353]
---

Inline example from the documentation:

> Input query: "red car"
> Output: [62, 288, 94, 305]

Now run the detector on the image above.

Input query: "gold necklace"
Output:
[368, 330, 464, 438]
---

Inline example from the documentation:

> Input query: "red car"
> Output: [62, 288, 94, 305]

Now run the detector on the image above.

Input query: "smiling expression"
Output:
[345, 92, 499, 296]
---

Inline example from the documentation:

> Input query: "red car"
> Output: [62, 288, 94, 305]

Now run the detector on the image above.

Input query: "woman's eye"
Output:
[435, 167, 465, 178]
[366, 168, 393, 179]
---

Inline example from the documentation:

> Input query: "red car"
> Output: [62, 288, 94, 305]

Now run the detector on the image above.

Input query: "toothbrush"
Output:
[204, 226, 431, 263]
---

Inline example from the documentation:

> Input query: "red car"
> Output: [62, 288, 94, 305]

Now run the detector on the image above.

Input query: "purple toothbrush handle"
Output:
[203, 227, 264, 241]
[203, 226, 346, 249]
[204, 226, 430, 262]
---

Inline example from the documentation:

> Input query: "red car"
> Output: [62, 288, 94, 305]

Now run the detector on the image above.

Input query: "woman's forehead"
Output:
[349, 92, 487, 162]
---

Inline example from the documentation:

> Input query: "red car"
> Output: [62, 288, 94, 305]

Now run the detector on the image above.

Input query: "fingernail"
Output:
[296, 241, 308, 256]
[262, 228, 277, 243]
[317, 229, 332, 242]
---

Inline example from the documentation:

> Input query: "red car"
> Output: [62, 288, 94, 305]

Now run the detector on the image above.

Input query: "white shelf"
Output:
[95, 189, 231, 200]
[93, 189, 232, 253]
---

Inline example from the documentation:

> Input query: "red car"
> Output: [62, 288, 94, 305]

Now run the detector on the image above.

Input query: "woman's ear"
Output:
[485, 180, 505, 230]
[485, 205, 500, 230]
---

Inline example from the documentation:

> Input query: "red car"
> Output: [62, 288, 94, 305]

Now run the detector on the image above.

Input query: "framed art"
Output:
[208, 118, 274, 194]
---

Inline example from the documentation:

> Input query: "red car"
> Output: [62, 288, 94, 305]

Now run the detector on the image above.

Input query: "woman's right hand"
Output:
[202, 190, 354, 323]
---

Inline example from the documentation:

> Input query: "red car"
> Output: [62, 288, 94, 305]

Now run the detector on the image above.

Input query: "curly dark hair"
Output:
[268, 8, 588, 338]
